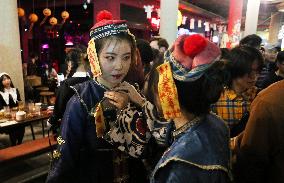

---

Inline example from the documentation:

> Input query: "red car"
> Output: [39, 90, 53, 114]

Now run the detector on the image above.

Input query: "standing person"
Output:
[64, 54, 78, 79]
[259, 50, 284, 89]
[46, 10, 149, 183]
[233, 80, 284, 183]
[27, 53, 40, 76]
[47, 45, 91, 134]
[136, 39, 154, 77]
[211, 46, 264, 137]
[256, 46, 278, 89]
[0, 73, 25, 145]
[150, 36, 169, 54]
[119, 34, 231, 182]
[239, 34, 262, 49]
[41, 63, 58, 92]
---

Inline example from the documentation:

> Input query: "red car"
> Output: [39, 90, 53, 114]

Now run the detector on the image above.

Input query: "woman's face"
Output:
[235, 60, 259, 91]
[2, 76, 11, 88]
[98, 39, 132, 88]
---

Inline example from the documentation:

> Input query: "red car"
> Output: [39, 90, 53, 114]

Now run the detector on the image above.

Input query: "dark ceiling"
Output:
[186, 0, 283, 30]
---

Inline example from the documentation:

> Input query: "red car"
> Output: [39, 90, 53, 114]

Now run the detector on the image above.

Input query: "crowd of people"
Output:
[1, 9, 283, 183]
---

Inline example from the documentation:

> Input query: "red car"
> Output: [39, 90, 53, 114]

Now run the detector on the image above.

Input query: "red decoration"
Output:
[136, 118, 147, 135]
[183, 34, 207, 58]
[96, 10, 113, 22]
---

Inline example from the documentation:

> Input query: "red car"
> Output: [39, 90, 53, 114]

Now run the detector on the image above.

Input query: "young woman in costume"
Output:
[118, 34, 232, 182]
[46, 10, 149, 183]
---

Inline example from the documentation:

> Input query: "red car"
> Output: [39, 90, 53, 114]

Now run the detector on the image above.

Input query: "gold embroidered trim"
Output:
[155, 156, 229, 175]
[52, 150, 61, 159]
[127, 29, 136, 43]
[172, 117, 200, 139]
[57, 136, 65, 145]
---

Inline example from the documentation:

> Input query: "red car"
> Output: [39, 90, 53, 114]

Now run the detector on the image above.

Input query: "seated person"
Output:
[0, 72, 25, 145]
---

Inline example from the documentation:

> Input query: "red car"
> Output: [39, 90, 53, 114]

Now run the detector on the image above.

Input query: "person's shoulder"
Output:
[70, 80, 105, 107]
[62, 77, 90, 87]
[257, 80, 284, 101]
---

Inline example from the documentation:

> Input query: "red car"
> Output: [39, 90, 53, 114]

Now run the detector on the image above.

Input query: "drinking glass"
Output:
[18, 101, 25, 111]
[3, 106, 11, 119]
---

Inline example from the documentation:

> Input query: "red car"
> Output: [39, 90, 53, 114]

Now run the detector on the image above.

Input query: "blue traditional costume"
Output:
[46, 11, 149, 183]
[145, 35, 231, 183]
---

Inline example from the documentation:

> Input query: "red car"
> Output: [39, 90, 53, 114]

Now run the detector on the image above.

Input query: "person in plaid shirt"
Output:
[211, 46, 263, 137]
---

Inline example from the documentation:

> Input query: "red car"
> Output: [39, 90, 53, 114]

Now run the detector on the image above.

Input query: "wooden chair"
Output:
[40, 91, 55, 105]
[36, 86, 49, 91]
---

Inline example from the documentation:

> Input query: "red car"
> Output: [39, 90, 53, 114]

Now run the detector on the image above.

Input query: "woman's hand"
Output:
[104, 91, 129, 110]
[114, 82, 146, 107]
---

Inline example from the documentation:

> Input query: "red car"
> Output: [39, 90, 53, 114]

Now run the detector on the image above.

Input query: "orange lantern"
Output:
[40, 8, 52, 26]
[29, 13, 38, 23]
[28, 13, 38, 32]
[49, 17, 58, 26]
[43, 8, 52, 16]
[18, 8, 25, 17]
[61, 11, 69, 23]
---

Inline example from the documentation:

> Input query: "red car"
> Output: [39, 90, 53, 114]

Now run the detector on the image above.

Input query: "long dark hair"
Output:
[175, 61, 226, 116]
[225, 46, 264, 88]
[65, 45, 88, 77]
[0, 74, 15, 92]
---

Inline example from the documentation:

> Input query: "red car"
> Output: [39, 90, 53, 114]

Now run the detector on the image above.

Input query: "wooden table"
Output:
[0, 111, 51, 140]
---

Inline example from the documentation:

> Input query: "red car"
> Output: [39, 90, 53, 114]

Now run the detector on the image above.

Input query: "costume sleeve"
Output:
[153, 162, 229, 183]
[236, 97, 271, 182]
[46, 96, 87, 182]
[142, 101, 169, 145]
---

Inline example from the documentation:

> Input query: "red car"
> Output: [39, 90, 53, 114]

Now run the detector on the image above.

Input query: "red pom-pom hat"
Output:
[90, 10, 128, 40]
[167, 34, 221, 81]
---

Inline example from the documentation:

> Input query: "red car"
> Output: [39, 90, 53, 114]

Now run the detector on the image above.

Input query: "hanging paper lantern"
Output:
[40, 8, 52, 26]
[43, 8, 51, 16]
[213, 23, 217, 31]
[18, 8, 25, 17]
[29, 13, 38, 23]
[198, 20, 202, 28]
[182, 16, 187, 25]
[28, 13, 38, 32]
[204, 22, 209, 31]
[49, 17, 58, 25]
[190, 18, 195, 29]
[177, 10, 182, 26]
[61, 11, 70, 23]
